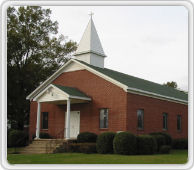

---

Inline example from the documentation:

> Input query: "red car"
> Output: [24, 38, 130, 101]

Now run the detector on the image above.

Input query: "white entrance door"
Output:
[66, 111, 80, 138]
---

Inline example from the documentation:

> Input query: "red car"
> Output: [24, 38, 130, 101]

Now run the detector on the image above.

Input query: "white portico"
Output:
[33, 84, 91, 139]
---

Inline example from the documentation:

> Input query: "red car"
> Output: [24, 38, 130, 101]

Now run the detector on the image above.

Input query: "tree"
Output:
[163, 81, 178, 89]
[7, 6, 77, 130]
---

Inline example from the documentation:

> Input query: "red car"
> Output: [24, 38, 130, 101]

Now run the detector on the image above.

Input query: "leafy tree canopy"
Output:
[7, 6, 77, 129]
[163, 81, 178, 89]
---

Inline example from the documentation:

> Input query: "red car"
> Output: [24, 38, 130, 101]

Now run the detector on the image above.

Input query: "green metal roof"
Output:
[52, 84, 90, 99]
[76, 60, 188, 102]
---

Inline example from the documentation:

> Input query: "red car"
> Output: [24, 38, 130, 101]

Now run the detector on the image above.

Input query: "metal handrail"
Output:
[46, 127, 66, 153]
[56, 127, 66, 139]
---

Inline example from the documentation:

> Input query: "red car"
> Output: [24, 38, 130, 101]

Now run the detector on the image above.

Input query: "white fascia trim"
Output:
[127, 88, 188, 105]
[72, 59, 129, 92]
[69, 95, 91, 101]
[74, 50, 107, 58]
[33, 84, 70, 101]
[27, 58, 187, 105]
[39, 99, 66, 103]
[27, 59, 73, 100]
[27, 59, 128, 101]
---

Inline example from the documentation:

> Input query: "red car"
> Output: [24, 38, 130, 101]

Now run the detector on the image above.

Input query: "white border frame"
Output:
[1, 1, 193, 170]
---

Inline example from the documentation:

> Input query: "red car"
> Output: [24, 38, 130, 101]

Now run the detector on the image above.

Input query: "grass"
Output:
[7, 147, 25, 154]
[7, 149, 188, 164]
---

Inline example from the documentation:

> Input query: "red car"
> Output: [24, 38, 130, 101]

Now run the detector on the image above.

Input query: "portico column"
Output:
[65, 99, 71, 139]
[35, 102, 41, 139]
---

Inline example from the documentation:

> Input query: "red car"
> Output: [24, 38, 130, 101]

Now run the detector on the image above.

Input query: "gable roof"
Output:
[75, 59, 188, 103]
[33, 83, 91, 102]
[27, 59, 187, 104]
[52, 84, 90, 99]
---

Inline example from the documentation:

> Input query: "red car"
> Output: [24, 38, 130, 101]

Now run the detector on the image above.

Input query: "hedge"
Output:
[150, 132, 172, 145]
[113, 132, 137, 155]
[137, 135, 157, 155]
[69, 143, 97, 154]
[8, 129, 29, 147]
[77, 132, 97, 143]
[150, 134, 166, 152]
[172, 138, 188, 149]
[96, 132, 116, 154]
[159, 145, 171, 154]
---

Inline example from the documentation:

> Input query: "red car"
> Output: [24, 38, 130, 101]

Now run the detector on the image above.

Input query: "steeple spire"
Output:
[74, 15, 106, 68]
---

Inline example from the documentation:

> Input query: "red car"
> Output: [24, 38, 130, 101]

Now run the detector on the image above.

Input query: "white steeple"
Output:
[74, 14, 106, 68]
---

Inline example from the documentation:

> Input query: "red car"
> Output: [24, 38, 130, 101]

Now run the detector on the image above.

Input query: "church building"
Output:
[27, 16, 188, 140]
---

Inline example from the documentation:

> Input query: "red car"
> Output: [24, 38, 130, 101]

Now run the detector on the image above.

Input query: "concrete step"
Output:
[27, 143, 58, 147]
[32, 141, 64, 145]
[22, 147, 50, 151]
[20, 150, 49, 154]
[19, 139, 67, 154]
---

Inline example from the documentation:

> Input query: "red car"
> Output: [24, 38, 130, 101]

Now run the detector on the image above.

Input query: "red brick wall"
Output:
[29, 69, 188, 140]
[127, 93, 188, 139]
[29, 70, 128, 139]
[29, 102, 67, 139]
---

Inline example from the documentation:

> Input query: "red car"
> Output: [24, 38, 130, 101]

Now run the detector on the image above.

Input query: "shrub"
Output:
[113, 132, 137, 155]
[137, 135, 157, 155]
[68, 139, 77, 143]
[7, 128, 14, 136]
[69, 143, 80, 152]
[77, 132, 97, 143]
[150, 132, 172, 145]
[39, 132, 52, 139]
[69, 143, 97, 153]
[159, 145, 171, 154]
[8, 130, 29, 147]
[96, 132, 116, 154]
[79, 143, 97, 154]
[172, 138, 188, 149]
[150, 134, 165, 152]
[7, 129, 15, 147]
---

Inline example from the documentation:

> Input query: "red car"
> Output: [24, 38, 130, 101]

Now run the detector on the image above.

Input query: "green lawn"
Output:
[7, 150, 188, 164]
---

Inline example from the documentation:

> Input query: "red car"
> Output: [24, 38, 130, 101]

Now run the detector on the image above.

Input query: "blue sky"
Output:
[46, 6, 188, 91]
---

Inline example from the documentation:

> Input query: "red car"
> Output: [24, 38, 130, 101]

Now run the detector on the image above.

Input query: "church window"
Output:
[42, 112, 48, 129]
[163, 113, 168, 130]
[100, 109, 108, 128]
[137, 109, 144, 129]
[177, 115, 182, 131]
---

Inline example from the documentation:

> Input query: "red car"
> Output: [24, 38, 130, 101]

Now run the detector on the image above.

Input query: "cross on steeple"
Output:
[89, 11, 94, 18]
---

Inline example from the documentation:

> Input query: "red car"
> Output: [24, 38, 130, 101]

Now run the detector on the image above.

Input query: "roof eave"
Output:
[72, 59, 128, 91]
[26, 58, 187, 105]
[33, 84, 91, 102]
[33, 84, 70, 102]
[26, 59, 73, 101]
[74, 50, 107, 58]
[127, 88, 188, 105]
[69, 95, 91, 101]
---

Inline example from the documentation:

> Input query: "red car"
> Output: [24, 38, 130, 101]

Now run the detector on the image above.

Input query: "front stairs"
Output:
[20, 139, 67, 154]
